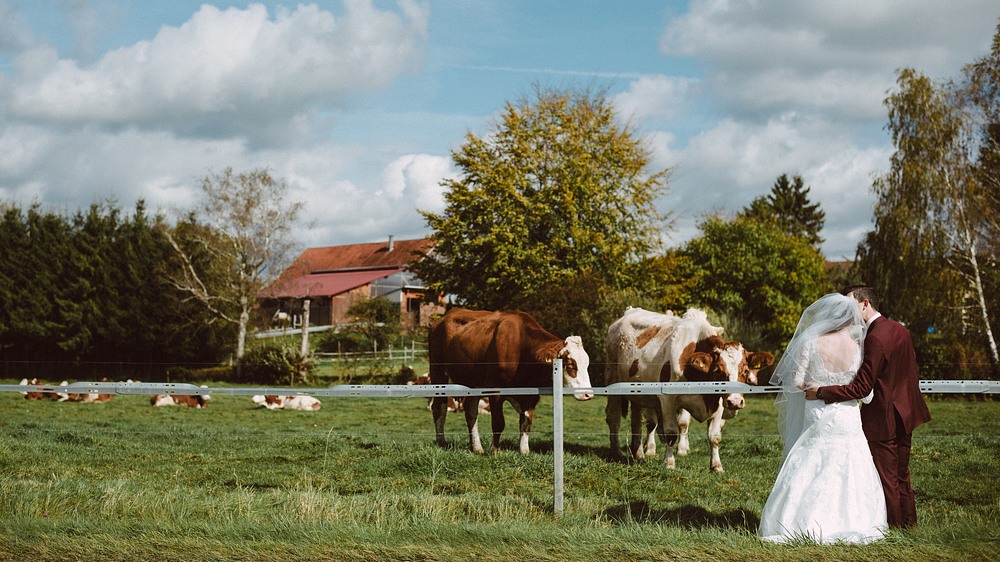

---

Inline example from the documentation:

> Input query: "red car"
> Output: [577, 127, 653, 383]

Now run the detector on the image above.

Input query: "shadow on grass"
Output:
[603, 501, 760, 532]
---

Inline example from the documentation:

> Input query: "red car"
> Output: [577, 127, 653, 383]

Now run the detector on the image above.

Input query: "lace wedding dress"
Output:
[758, 340, 887, 544]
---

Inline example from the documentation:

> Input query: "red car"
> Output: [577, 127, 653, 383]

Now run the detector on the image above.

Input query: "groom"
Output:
[805, 285, 931, 528]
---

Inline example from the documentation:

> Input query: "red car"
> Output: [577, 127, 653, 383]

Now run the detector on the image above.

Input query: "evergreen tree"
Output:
[742, 174, 825, 247]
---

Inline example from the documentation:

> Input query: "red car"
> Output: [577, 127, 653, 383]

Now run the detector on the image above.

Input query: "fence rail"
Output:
[3, 379, 997, 398]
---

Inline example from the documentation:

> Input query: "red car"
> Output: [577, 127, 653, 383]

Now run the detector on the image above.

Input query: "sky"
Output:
[0, 1, 997, 261]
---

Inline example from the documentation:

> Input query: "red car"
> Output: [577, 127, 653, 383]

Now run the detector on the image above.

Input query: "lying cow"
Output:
[151, 386, 211, 408]
[605, 307, 771, 472]
[251, 395, 321, 411]
[429, 308, 593, 454]
[409, 374, 490, 414]
[64, 377, 115, 403]
[18, 378, 69, 401]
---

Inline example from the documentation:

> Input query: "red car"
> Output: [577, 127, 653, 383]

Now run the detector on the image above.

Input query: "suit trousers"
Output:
[867, 409, 917, 528]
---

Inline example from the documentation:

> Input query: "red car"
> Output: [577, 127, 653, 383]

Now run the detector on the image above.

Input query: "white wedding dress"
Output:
[759, 340, 887, 544]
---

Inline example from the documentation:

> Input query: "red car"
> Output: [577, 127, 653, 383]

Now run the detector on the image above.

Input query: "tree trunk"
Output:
[298, 298, 311, 385]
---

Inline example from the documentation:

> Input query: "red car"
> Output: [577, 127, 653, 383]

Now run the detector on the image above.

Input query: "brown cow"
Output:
[409, 373, 490, 414]
[429, 308, 593, 454]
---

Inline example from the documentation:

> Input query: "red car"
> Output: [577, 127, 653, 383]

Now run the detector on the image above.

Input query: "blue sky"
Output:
[1, 1, 997, 260]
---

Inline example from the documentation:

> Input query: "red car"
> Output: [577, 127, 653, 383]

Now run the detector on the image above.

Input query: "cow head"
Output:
[741, 351, 775, 385]
[684, 337, 748, 410]
[559, 336, 593, 401]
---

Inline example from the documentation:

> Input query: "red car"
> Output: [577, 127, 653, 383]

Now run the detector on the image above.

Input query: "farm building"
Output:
[259, 237, 444, 330]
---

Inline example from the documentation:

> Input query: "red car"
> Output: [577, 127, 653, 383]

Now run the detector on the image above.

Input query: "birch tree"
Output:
[165, 168, 303, 367]
[860, 66, 998, 371]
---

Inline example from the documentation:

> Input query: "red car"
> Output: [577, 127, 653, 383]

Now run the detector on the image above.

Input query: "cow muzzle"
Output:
[724, 393, 745, 410]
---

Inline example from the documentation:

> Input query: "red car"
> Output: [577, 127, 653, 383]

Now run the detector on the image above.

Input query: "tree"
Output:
[412, 84, 670, 310]
[741, 174, 825, 247]
[165, 167, 304, 367]
[681, 215, 830, 345]
[858, 64, 998, 372]
[346, 297, 401, 351]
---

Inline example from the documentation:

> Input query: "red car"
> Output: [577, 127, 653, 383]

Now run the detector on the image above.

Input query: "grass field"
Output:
[0, 381, 997, 561]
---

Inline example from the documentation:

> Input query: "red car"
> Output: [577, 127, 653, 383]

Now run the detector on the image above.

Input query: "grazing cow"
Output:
[18, 378, 69, 401]
[605, 307, 772, 472]
[251, 395, 322, 411]
[151, 386, 211, 408]
[408, 374, 490, 414]
[428, 308, 593, 454]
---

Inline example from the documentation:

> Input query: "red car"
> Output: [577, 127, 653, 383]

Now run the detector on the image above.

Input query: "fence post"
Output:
[553, 357, 564, 516]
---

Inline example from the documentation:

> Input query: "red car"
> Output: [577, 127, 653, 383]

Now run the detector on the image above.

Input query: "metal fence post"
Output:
[553, 357, 564, 516]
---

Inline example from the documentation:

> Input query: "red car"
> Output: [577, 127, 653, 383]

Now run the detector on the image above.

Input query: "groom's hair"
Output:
[841, 284, 879, 310]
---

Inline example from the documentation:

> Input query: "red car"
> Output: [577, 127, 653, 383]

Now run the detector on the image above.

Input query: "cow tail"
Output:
[621, 397, 629, 418]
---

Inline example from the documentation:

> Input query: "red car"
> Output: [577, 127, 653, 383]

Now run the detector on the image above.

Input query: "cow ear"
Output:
[687, 352, 712, 373]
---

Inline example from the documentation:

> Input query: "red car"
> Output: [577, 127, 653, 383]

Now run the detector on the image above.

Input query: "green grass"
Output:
[0, 383, 997, 561]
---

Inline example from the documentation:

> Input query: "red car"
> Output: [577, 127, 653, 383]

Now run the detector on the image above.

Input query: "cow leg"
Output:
[510, 398, 534, 455]
[707, 409, 726, 473]
[655, 395, 679, 469]
[629, 400, 645, 461]
[605, 395, 624, 459]
[644, 419, 657, 456]
[465, 399, 485, 454]
[432, 396, 449, 448]
[488, 396, 505, 454]
[677, 408, 692, 456]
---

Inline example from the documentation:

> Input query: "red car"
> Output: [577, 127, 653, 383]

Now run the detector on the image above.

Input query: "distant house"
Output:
[259, 237, 443, 330]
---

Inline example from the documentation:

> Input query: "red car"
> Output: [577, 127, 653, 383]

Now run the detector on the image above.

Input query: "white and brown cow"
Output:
[428, 308, 593, 454]
[64, 377, 115, 403]
[18, 378, 69, 401]
[605, 307, 772, 472]
[251, 395, 322, 411]
[151, 387, 211, 408]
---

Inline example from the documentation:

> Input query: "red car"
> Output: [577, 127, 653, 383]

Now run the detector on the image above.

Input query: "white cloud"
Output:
[655, 113, 891, 258]
[661, 0, 997, 121]
[0, 0, 35, 53]
[613, 74, 693, 122]
[7, 1, 429, 144]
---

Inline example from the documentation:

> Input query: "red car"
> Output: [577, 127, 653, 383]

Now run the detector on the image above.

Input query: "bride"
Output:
[758, 293, 887, 544]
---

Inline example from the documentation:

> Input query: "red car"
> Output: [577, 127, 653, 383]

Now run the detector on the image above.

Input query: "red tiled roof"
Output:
[262, 238, 433, 298]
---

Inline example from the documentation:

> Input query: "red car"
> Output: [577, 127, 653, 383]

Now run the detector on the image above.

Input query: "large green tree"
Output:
[681, 215, 829, 346]
[858, 62, 998, 371]
[413, 85, 670, 310]
[741, 174, 826, 247]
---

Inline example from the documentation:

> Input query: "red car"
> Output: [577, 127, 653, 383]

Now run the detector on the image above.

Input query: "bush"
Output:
[239, 343, 315, 385]
[314, 330, 368, 354]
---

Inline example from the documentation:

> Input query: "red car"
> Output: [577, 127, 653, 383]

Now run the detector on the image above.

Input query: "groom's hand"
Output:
[804, 385, 820, 401]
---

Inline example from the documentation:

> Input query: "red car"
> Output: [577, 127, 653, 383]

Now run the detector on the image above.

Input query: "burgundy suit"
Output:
[820, 315, 931, 528]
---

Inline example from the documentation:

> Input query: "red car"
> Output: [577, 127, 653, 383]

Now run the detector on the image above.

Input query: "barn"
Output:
[259, 237, 444, 331]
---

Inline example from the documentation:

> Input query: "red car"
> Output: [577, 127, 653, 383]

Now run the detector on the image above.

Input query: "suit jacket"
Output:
[822, 315, 931, 441]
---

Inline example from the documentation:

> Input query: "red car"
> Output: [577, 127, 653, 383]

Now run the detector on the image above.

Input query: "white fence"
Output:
[3, 362, 998, 515]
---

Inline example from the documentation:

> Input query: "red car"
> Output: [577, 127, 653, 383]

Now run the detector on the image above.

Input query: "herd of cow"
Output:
[427, 306, 774, 472]
[16, 305, 774, 472]
[17, 378, 321, 411]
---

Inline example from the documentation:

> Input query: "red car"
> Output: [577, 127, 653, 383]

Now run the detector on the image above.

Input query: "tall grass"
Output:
[0, 384, 996, 561]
